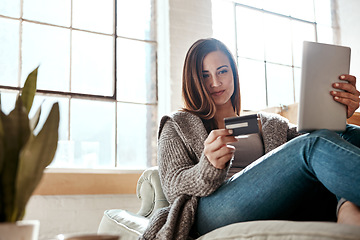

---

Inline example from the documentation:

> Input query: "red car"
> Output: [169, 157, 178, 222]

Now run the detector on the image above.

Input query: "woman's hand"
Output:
[331, 74, 360, 118]
[204, 129, 238, 169]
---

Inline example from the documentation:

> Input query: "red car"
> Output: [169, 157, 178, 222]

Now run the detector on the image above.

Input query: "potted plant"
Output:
[0, 67, 60, 240]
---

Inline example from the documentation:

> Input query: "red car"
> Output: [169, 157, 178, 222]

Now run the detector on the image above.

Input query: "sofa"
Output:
[98, 166, 360, 240]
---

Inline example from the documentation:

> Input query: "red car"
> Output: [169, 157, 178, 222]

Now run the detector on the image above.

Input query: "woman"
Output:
[140, 38, 360, 240]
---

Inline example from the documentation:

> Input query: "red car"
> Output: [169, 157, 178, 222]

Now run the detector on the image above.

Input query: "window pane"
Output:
[21, 22, 70, 92]
[29, 96, 70, 168]
[72, 31, 114, 96]
[0, 92, 17, 114]
[264, 13, 292, 65]
[117, 103, 157, 169]
[23, 0, 71, 27]
[292, 21, 316, 67]
[117, 0, 155, 40]
[236, 6, 264, 60]
[266, 63, 294, 106]
[73, 0, 113, 34]
[290, 0, 315, 21]
[262, 0, 290, 16]
[212, 0, 236, 51]
[317, 24, 334, 44]
[314, 0, 332, 25]
[235, 0, 263, 8]
[0, 17, 19, 87]
[117, 38, 156, 104]
[70, 99, 115, 168]
[0, 0, 20, 18]
[30, 96, 69, 139]
[238, 58, 266, 110]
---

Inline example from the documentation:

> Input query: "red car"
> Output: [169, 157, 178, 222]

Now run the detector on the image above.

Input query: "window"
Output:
[212, 0, 335, 111]
[0, 0, 157, 169]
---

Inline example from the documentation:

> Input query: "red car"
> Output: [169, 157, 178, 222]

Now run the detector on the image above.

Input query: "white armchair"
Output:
[98, 167, 360, 240]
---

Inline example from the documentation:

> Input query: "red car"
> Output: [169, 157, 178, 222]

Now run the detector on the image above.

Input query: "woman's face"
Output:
[202, 50, 234, 107]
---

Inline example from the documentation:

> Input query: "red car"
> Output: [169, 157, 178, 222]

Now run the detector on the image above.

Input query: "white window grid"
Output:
[0, 0, 158, 169]
[234, 1, 330, 111]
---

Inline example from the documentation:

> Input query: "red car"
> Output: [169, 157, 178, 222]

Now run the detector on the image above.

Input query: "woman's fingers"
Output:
[204, 129, 237, 153]
[208, 145, 235, 169]
[205, 129, 234, 144]
[208, 144, 235, 161]
[331, 74, 360, 118]
[340, 74, 356, 86]
[204, 129, 238, 169]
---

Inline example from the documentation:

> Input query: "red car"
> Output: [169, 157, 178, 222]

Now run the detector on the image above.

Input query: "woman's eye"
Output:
[202, 74, 210, 79]
[219, 69, 228, 75]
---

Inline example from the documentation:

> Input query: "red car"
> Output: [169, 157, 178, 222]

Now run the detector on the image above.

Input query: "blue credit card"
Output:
[224, 114, 259, 136]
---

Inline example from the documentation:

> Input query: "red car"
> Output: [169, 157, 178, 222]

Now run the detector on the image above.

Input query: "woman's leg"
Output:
[338, 201, 360, 226]
[194, 128, 360, 236]
[339, 124, 360, 147]
[336, 124, 360, 225]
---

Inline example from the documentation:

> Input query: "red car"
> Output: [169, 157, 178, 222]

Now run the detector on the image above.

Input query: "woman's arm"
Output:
[157, 119, 229, 203]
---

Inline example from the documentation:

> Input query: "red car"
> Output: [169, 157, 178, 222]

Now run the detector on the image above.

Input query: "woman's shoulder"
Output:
[158, 110, 205, 139]
[160, 110, 201, 128]
[165, 110, 200, 121]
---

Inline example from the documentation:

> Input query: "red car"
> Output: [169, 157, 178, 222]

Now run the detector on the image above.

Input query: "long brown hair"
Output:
[182, 38, 241, 131]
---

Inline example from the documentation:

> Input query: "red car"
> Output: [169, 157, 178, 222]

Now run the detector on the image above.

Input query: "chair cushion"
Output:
[197, 220, 360, 240]
[98, 209, 148, 240]
[99, 209, 360, 240]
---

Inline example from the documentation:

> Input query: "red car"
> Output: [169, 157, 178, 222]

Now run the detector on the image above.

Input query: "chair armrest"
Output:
[136, 166, 169, 218]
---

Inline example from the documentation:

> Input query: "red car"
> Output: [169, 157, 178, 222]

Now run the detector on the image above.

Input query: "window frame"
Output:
[234, 2, 320, 110]
[0, 0, 158, 170]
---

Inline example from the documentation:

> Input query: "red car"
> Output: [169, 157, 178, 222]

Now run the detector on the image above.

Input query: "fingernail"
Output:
[331, 91, 337, 95]
[334, 83, 340, 87]
[335, 96, 340, 100]
[340, 75, 345, 79]
[228, 129, 233, 134]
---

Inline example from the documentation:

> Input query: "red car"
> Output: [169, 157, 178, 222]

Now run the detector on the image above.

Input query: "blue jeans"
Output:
[194, 125, 360, 236]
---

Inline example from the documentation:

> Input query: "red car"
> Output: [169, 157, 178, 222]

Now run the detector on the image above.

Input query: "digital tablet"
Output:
[297, 41, 350, 133]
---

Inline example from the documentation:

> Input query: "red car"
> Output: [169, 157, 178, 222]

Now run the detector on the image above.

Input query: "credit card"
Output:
[224, 114, 259, 136]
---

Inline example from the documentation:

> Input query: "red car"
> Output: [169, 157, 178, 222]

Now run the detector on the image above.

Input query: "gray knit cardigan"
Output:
[140, 111, 301, 240]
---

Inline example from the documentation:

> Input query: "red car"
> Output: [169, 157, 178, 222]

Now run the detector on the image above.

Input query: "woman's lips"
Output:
[211, 90, 225, 96]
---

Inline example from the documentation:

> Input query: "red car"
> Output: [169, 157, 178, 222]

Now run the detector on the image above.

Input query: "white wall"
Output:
[337, 0, 360, 90]
[24, 194, 140, 240]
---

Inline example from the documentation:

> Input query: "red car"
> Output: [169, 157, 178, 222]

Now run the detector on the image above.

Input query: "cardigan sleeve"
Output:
[260, 112, 288, 153]
[157, 118, 228, 203]
[287, 122, 303, 140]
[259, 112, 302, 153]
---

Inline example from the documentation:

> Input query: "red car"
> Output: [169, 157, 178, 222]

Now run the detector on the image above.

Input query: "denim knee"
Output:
[307, 126, 360, 148]
[308, 129, 338, 139]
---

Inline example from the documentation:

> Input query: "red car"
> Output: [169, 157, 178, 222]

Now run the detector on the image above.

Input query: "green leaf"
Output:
[21, 67, 38, 113]
[0, 112, 5, 173]
[29, 105, 42, 131]
[0, 111, 5, 186]
[15, 102, 59, 221]
[0, 97, 30, 222]
[0, 112, 6, 221]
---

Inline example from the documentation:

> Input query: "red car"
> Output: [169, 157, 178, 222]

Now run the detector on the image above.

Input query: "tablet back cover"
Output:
[297, 41, 350, 132]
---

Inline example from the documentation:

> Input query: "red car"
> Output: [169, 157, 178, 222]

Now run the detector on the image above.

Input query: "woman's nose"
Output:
[210, 76, 222, 88]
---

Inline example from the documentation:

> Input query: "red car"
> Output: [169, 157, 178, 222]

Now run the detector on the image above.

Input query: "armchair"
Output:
[98, 166, 360, 240]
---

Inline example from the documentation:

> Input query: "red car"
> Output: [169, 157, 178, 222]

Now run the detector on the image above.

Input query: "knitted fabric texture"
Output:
[140, 111, 300, 240]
